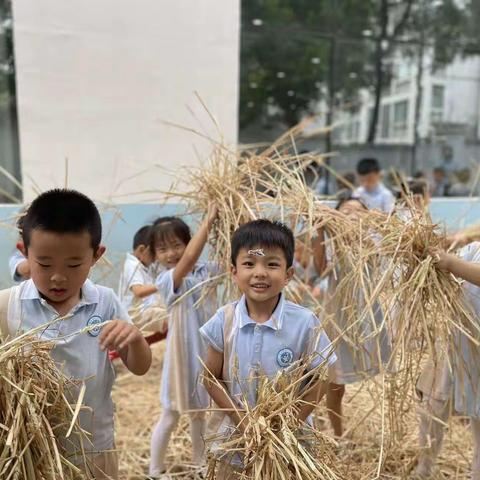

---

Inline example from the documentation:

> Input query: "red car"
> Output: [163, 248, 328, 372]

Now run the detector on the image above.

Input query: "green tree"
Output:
[240, 0, 376, 130]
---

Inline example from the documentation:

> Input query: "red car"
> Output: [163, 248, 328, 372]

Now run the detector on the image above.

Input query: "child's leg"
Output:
[188, 412, 206, 465]
[149, 409, 181, 476]
[415, 398, 450, 477]
[471, 417, 480, 480]
[327, 382, 346, 438]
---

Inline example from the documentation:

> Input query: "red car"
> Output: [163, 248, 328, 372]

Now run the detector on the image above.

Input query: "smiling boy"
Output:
[200, 219, 336, 478]
[0, 189, 151, 480]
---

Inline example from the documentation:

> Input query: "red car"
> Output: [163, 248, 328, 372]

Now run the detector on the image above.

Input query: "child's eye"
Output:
[68, 264, 82, 268]
[242, 261, 253, 267]
[268, 263, 280, 268]
[37, 263, 51, 268]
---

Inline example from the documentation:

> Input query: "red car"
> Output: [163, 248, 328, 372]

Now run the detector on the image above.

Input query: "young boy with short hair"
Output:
[200, 219, 336, 478]
[0, 189, 152, 480]
[118, 224, 166, 333]
[354, 157, 395, 213]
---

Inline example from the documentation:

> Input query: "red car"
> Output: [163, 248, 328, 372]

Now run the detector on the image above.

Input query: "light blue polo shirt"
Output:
[200, 293, 336, 408]
[156, 262, 219, 411]
[6, 279, 131, 455]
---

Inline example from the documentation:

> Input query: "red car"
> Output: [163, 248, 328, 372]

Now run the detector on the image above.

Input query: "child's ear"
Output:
[285, 266, 295, 284]
[93, 245, 106, 264]
[16, 241, 26, 257]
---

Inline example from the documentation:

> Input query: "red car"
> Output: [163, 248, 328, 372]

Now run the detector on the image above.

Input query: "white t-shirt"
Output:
[8, 249, 26, 282]
[118, 253, 155, 311]
[6, 279, 131, 454]
[354, 183, 395, 213]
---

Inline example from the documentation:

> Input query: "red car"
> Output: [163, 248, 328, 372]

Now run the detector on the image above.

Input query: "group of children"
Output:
[2, 178, 480, 480]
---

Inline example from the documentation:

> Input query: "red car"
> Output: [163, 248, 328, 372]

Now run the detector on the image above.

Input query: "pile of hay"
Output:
[203, 359, 341, 480]
[0, 334, 88, 479]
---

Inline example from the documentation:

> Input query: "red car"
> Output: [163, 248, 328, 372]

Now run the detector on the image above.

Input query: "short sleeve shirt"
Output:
[118, 253, 156, 311]
[200, 293, 336, 407]
[6, 279, 131, 453]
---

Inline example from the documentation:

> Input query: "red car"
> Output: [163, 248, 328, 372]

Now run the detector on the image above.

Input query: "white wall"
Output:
[12, 1, 240, 202]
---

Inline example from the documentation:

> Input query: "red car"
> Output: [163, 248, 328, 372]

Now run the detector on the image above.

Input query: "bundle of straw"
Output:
[0, 335, 88, 479]
[164, 124, 328, 301]
[206, 360, 340, 480]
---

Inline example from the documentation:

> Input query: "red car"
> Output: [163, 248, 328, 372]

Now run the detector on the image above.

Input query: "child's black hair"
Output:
[133, 225, 153, 250]
[231, 219, 295, 267]
[151, 216, 191, 249]
[396, 179, 429, 200]
[21, 189, 102, 250]
[356, 158, 381, 176]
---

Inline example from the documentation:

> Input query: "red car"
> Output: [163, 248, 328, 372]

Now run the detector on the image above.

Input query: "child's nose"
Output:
[50, 272, 67, 283]
[253, 265, 267, 277]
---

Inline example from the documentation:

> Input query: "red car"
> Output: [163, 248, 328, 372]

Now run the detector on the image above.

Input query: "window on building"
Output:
[431, 85, 445, 124]
[381, 104, 391, 139]
[393, 100, 409, 138]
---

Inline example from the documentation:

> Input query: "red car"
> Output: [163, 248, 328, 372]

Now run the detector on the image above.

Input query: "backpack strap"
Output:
[221, 303, 236, 383]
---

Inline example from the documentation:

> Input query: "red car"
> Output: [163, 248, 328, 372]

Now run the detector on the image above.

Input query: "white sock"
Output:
[471, 418, 480, 480]
[149, 409, 180, 476]
[189, 412, 206, 466]
[416, 398, 450, 476]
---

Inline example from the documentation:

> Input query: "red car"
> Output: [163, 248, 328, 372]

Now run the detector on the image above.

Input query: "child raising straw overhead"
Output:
[149, 206, 219, 479]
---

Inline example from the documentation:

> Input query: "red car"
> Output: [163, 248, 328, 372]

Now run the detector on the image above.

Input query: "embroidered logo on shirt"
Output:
[86, 315, 103, 337]
[277, 348, 294, 368]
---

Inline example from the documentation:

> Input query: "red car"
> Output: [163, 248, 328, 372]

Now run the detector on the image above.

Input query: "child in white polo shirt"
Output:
[200, 219, 336, 479]
[0, 189, 152, 480]
[118, 225, 166, 334]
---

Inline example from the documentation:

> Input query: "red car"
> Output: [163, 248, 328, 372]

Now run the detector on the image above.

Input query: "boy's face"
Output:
[232, 246, 294, 304]
[358, 172, 381, 192]
[21, 229, 104, 308]
[338, 199, 366, 217]
[154, 235, 187, 269]
[135, 244, 154, 266]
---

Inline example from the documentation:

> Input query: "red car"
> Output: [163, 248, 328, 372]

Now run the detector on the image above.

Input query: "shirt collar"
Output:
[236, 293, 286, 330]
[20, 278, 99, 307]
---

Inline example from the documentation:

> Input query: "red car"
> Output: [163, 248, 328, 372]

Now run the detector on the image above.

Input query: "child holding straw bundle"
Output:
[0, 189, 152, 480]
[414, 242, 480, 479]
[149, 208, 220, 479]
[201, 219, 336, 479]
[314, 196, 392, 438]
[118, 224, 166, 334]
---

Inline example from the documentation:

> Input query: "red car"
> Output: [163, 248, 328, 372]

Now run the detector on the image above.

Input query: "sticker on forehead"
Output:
[248, 248, 265, 257]
[86, 315, 103, 337]
[277, 348, 294, 368]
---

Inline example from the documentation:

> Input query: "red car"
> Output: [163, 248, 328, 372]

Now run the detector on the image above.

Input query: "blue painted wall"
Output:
[1, 198, 479, 289]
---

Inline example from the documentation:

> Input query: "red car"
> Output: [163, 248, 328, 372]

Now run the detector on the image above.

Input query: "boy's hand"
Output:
[432, 250, 453, 272]
[99, 320, 143, 352]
